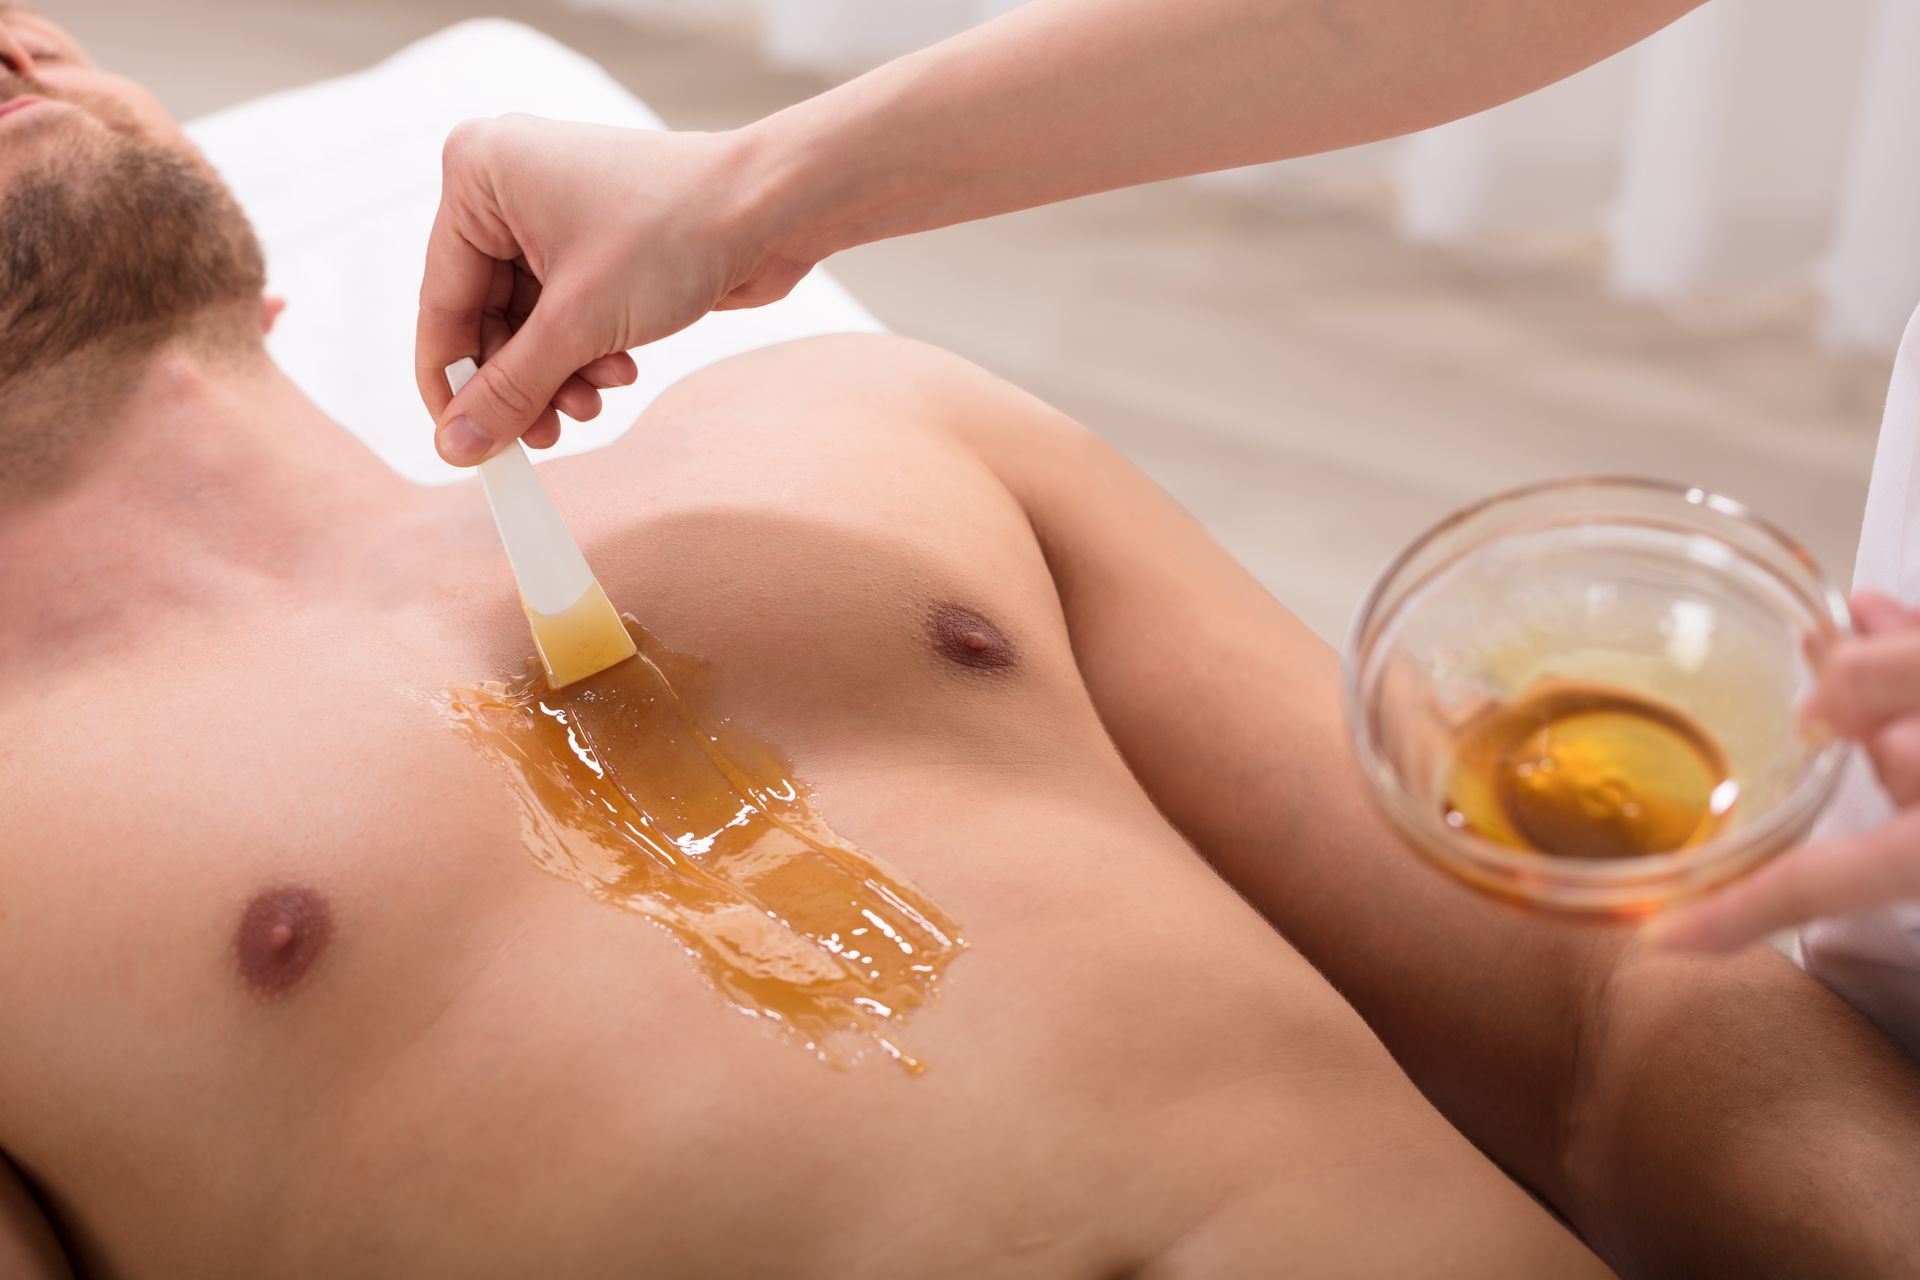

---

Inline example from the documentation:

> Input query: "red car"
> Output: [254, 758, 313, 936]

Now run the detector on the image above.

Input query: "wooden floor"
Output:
[61, 0, 1894, 640]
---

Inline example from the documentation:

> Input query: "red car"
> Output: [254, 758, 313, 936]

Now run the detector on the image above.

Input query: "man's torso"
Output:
[0, 338, 1597, 1276]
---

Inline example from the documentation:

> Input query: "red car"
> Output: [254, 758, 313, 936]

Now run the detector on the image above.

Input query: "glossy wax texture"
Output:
[445, 620, 966, 1072]
[1443, 677, 1735, 860]
[527, 580, 639, 688]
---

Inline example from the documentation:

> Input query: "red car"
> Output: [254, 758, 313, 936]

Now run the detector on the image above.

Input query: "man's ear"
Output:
[261, 295, 286, 335]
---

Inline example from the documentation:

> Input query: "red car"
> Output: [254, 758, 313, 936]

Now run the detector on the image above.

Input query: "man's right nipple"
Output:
[234, 886, 333, 998]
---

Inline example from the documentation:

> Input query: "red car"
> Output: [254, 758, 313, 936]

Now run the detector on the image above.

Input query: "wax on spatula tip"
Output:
[446, 357, 637, 688]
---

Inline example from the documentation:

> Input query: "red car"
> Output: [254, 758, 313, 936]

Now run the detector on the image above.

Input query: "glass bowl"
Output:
[1344, 477, 1851, 917]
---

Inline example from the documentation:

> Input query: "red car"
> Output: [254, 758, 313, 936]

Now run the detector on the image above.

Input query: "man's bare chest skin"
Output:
[3, 546, 1042, 1075]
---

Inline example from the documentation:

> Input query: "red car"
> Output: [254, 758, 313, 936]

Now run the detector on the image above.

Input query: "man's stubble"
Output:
[0, 79, 267, 476]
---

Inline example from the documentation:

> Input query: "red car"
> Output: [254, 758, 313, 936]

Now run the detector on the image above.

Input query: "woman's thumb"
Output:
[436, 317, 590, 465]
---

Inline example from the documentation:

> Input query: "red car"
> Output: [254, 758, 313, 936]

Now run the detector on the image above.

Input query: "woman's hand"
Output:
[414, 114, 814, 464]
[1651, 591, 1920, 951]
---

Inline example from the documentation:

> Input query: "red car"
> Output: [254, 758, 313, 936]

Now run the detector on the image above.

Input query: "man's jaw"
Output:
[0, 87, 94, 185]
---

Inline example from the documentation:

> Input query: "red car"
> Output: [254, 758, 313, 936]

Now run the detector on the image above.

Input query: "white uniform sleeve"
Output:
[1797, 305, 1920, 1061]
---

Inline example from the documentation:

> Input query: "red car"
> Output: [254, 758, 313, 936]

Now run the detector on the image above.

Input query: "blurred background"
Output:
[58, 0, 1913, 640]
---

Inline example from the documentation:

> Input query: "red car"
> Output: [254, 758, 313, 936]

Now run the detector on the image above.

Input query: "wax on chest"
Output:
[442, 619, 967, 1073]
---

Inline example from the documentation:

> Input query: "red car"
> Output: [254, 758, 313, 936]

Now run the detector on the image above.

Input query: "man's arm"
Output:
[916, 347, 1920, 1276]
[0, 1153, 69, 1280]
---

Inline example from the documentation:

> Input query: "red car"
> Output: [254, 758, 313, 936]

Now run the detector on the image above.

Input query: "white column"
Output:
[1608, 0, 1878, 300]
[1820, 0, 1920, 351]
[1394, 50, 1637, 245]
[758, 0, 991, 76]
[566, 0, 754, 16]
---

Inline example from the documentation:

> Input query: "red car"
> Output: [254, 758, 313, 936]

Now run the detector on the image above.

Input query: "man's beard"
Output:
[0, 117, 267, 385]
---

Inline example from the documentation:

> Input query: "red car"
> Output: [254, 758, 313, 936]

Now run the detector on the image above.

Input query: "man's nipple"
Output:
[235, 886, 332, 997]
[929, 602, 1017, 672]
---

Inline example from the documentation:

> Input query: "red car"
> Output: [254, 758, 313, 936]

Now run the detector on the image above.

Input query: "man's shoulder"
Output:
[694, 331, 975, 377]
[645, 334, 1027, 430]
[557, 330, 1089, 541]
[550, 332, 1054, 531]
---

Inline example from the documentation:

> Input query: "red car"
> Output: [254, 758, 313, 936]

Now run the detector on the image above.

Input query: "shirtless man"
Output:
[3, 7, 1918, 1277]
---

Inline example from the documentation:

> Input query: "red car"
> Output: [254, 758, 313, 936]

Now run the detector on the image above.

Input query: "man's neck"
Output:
[0, 341, 418, 654]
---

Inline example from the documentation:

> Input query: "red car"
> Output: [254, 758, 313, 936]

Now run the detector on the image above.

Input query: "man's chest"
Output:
[0, 626, 514, 1019]
[0, 521, 1288, 1272]
[0, 428, 1107, 1093]
[0, 489, 1089, 1038]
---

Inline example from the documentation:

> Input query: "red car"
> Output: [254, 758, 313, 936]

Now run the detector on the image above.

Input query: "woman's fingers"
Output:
[508, 258, 542, 326]
[578, 352, 638, 389]
[436, 292, 603, 466]
[551, 375, 603, 424]
[420, 121, 614, 463]
[1850, 591, 1912, 637]
[1805, 630, 1920, 739]
[1867, 716, 1920, 808]
[414, 199, 506, 420]
[1660, 591, 1920, 949]
[526, 404, 562, 451]
[1649, 807, 1920, 953]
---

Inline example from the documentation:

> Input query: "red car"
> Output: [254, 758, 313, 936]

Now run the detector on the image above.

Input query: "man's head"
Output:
[0, 5, 266, 402]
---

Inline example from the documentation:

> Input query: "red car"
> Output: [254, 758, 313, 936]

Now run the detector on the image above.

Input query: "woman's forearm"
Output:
[415, 0, 1704, 452]
[743, 0, 1701, 260]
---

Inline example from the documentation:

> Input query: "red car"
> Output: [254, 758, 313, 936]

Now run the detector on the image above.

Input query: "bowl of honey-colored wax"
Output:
[1344, 477, 1852, 917]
